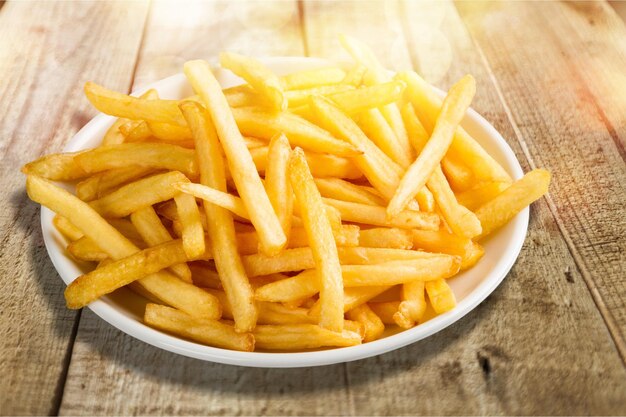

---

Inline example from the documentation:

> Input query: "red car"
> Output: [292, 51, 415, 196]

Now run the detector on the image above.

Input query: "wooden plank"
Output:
[456, 0, 626, 356]
[0, 1, 149, 415]
[132, 0, 305, 89]
[301, 0, 626, 414]
[57, 2, 353, 415]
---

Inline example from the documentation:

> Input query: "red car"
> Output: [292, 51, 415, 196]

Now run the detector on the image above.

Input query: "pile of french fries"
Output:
[22, 36, 550, 352]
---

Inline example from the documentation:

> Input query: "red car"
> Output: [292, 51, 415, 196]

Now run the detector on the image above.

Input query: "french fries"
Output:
[387, 75, 476, 216]
[75, 143, 197, 177]
[475, 169, 551, 239]
[145, 304, 253, 351]
[359, 228, 413, 249]
[89, 171, 190, 218]
[346, 304, 384, 342]
[254, 324, 361, 350]
[264, 134, 293, 239]
[289, 147, 344, 332]
[130, 206, 192, 282]
[174, 192, 205, 258]
[85, 82, 186, 126]
[220, 52, 286, 111]
[181, 100, 257, 332]
[24, 39, 551, 353]
[27, 175, 220, 317]
[184, 60, 286, 256]
[232, 106, 362, 157]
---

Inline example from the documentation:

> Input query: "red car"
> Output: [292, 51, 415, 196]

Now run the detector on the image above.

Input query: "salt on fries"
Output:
[22, 37, 550, 353]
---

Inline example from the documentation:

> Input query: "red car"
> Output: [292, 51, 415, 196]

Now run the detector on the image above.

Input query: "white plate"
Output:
[40, 57, 527, 368]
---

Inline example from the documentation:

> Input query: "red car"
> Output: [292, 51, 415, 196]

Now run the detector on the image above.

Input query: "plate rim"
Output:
[40, 57, 528, 368]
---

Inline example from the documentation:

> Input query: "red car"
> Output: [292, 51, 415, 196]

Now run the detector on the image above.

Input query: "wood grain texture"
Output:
[0, 1, 149, 415]
[456, 0, 626, 358]
[3, 0, 624, 415]
[132, 0, 305, 89]
[299, 1, 626, 414]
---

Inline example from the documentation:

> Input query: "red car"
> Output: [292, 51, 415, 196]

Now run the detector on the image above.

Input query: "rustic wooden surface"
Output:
[1, 1, 624, 415]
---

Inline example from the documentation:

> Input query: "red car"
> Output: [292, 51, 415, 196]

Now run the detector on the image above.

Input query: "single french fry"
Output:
[189, 262, 222, 289]
[286, 84, 355, 108]
[289, 147, 344, 332]
[359, 227, 413, 249]
[232, 107, 361, 157]
[388, 75, 476, 216]
[144, 304, 253, 351]
[53, 214, 84, 241]
[324, 198, 439, 230]
[65, 239, 209, 308]
[340, 258, 460, 286]
[281, 67, 347, 90]
[476, 169, 551, 239]
[254, 324, 361, 350]
[397, 71, 512, 184]
[26, 175, 220, 317]
[21, 151, 88, 181]
[456, 181, 510, 211]
[74, 143, 197, 177]
[265, 134, 293, 239]
[184, 61, 286, 256]
[255, 269, 319, 303]
[243, 246, 444, 276]
[427, 166, 482, 238]
[76, 166, 154, 201]
[181, 100, 257, 332]
[89, 171, 189, 218]
[368, 301, 400, 324]
[329, 81, 406, 115]
[425, 279, 456, 314]
[250, 146, 361, 179]
[356, 108, 413, 168]
[314, 178, 385, 206]
[85, 82, 186, 125]
[67, 236, 108, 262]
[220, 52, 286, 111]
[174, 192, 205, 258]
[346, 304, 384, 342]
[174, 182, 249, 220]
[393, 281, 427, 329]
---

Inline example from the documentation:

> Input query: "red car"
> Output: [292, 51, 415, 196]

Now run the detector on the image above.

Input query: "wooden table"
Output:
[1, 1, 625, 415]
